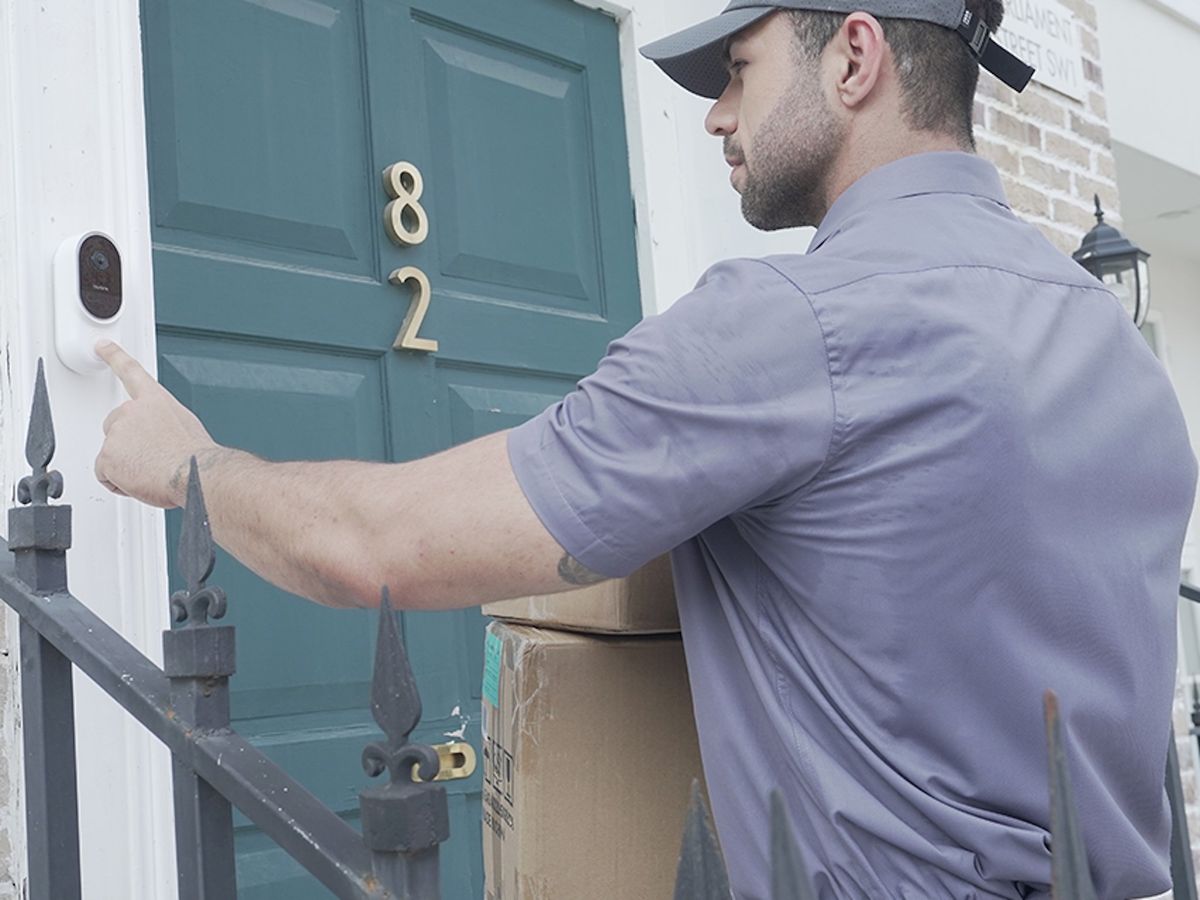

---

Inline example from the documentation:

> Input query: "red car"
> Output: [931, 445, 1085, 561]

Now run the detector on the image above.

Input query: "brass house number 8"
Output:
[383, 161, 438, 353]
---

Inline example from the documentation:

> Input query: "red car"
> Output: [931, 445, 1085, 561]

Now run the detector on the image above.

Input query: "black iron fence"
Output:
[0, 362, 448, 900]
[1, 359, 1198, 900]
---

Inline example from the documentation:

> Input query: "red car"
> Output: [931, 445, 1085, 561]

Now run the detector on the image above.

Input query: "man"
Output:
[96, 1, 1196, 898]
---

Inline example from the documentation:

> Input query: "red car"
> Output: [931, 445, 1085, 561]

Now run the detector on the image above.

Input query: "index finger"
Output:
[96, 340, 158, 400]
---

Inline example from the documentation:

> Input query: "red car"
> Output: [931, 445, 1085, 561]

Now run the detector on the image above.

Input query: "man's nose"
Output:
[705, 91, 737, 137]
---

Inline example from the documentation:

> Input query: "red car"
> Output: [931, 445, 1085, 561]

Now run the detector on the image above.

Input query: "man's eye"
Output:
[729, 60, 748, 75]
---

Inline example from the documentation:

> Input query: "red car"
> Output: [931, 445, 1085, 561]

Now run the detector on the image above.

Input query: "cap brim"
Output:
[640, 8, 775, 99]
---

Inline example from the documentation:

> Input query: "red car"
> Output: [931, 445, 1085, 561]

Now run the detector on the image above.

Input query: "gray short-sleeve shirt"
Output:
[506, 151, 1198, 900]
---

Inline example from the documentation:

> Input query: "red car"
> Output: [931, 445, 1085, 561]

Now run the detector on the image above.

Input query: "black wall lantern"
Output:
[1072, 195, 1151, 328]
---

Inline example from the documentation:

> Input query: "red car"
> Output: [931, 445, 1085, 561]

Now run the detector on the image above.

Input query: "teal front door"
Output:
[140, 2, 642, 896]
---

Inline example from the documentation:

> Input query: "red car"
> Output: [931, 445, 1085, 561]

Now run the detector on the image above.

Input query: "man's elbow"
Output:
[295, 540, 400, 610]
[334, 545, 464, 612]
[315, 510, 438, 610]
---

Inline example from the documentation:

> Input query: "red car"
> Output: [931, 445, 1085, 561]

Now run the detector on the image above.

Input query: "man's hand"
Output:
[94, 341, 220, 508]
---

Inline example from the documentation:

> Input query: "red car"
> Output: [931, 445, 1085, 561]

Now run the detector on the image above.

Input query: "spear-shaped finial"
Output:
[169, 457, 227, 626]
[1093, 194, 1105, 226]
[1045, 691, 1099, 900]
[362, 588, 439, 784]
[17, 359, 64, 507]
[673, 780, 732, 900]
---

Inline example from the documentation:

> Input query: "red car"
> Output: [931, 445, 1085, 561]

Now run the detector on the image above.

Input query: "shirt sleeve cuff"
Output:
[506, 416, 639, 579]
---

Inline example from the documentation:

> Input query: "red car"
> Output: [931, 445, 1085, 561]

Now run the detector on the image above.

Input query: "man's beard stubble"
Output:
[727, 73, 845, 232]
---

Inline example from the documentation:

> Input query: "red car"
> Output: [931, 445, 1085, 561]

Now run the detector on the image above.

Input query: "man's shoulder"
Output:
[691, 249, 935, 299]
[685, 254, 837, 303]
[752, 252, 873, 297]
[751, 221, 1104, 302]
[672, 256, 810, 314]
[642, 257, 832, 373]
[665, 254, 882, 335]
[687, 251, 889, 304]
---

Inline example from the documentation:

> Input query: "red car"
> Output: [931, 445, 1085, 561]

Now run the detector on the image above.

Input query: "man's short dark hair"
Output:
[789, 1, 1005, 149]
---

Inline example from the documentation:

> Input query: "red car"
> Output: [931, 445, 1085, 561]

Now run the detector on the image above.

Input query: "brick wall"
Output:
[973, 0, 1120, 257]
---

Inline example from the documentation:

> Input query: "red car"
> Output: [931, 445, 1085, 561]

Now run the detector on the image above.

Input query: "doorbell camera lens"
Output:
[78, 235, 122, 320]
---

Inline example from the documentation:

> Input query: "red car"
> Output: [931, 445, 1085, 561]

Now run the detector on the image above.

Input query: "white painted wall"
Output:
[1140, 254, 1200, 571]
[1151, 257, 1200, 448]
[1093, 0, 1200, 177]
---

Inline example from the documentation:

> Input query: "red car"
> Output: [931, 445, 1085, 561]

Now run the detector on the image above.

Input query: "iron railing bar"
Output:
[19, 621, 82, 900]
[1182, 582, 1200, 604]
[1167, 734, 1199, 900]
[185, 731, 377, 895]
[0, 542, 388, 900]
[0, 551, 172, 709]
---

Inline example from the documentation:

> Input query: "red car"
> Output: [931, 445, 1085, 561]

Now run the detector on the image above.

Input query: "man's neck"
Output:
[821, 132, 970, 222]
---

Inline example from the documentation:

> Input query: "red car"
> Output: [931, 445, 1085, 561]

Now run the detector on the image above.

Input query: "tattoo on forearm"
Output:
[170, 447, 237, 505]
[557, 553, 608, 586]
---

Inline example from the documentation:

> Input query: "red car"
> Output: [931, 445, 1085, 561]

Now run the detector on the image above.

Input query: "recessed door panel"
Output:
[143, 0, 375, 273]
[419, 17, 601, 308]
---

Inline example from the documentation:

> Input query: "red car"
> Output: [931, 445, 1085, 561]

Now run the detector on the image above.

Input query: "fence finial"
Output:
[362, 587, 439, 784]
[673, 780, 732, 900]
[1045, 691, 1099, 900]
[170, 457, 227, 627]
[358, 587, 449, 870]
[17, 360, 64, 507]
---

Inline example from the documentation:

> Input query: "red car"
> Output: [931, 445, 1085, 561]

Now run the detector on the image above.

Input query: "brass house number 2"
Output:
[383, 161, 438, 353]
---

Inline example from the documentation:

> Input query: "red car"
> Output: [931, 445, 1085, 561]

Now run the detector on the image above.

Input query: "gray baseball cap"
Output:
[640, 0, 1034, 98]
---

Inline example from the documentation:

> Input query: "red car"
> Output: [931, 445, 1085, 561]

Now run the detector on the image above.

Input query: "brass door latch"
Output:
[413, 741, 477, 783]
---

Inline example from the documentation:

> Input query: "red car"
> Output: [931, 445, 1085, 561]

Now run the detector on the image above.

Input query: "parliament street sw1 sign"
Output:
[995, 0, 1086, 102]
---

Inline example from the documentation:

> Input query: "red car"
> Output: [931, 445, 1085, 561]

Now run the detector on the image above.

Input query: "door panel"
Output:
[145, 252, 395, 349]
[143, 0, 640, 896]
[419, 20, 603, 305]
[144, 0, 377, 272]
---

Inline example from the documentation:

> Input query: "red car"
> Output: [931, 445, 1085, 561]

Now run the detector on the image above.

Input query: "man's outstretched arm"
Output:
[93, 342, 608, 610]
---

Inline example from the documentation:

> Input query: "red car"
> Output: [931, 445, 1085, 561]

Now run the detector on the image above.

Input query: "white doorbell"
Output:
[54, 231, 124, 374]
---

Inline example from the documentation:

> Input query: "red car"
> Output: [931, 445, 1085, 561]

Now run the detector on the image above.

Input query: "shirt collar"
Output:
[808, 151, 1008, 254]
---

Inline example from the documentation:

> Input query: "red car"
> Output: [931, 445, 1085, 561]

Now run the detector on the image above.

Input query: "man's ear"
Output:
[829, 12, 888, 109]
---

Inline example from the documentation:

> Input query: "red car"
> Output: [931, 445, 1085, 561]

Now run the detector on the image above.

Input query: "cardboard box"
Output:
[483, 555, 678, 634]
[482, 621, 705, 900]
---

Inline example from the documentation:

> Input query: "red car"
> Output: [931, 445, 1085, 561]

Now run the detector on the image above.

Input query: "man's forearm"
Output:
[183, 431, 577, 611]
[183, 447, 385, 608]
